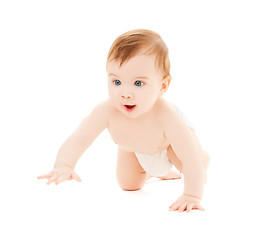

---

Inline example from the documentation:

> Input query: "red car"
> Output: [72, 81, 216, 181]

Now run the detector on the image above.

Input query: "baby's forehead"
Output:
[107, 54, 159, 75]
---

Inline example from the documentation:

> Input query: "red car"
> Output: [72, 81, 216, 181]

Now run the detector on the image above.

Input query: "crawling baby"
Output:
[38, 29, 210, 213]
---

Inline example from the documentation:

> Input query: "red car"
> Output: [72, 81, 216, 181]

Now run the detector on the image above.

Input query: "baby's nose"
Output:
[121, 93, 133, 99]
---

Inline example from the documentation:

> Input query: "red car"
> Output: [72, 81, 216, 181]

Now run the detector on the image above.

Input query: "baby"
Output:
[38, 29, 210, 213]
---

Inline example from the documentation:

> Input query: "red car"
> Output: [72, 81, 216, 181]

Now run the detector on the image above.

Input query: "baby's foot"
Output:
[159, 170, 182, 180]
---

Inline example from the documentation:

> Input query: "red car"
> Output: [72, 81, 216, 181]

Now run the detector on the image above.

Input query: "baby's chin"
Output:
[120, 107, 140, 119]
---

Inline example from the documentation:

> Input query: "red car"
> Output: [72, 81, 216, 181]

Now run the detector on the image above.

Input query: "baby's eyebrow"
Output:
[135, 76, 148, 80]
[108, 73, 120, 78]
[108, 73, 149, 80]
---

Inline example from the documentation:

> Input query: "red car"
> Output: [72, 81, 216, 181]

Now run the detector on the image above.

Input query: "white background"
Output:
[0, 0, 259, 239]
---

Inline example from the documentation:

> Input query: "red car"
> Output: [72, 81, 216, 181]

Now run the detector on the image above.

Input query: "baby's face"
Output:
[107, 53, 165, 119]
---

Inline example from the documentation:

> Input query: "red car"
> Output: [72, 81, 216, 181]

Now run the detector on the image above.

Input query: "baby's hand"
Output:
[169, 194, 205, 213]
[37, 166, 81, 185]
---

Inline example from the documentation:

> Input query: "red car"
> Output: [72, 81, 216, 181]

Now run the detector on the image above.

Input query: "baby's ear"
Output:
[160, 75, 171, 93]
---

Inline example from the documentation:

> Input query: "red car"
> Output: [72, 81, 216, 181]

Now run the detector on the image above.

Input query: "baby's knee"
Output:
[117, 179, 144, 191]
[121, 186, 142, 191]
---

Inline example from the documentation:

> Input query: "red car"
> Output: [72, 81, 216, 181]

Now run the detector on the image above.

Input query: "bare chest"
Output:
[107, 115, 169, 154]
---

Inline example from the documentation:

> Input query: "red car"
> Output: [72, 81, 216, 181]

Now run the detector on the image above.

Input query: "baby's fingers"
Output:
[186, 202, 205, 212]
[186, 203, 194, 212]
[37, 172, 54, 179]
[169, 202, 180, 211]
[178, 203, 188, 213]
[194, 203, 205, 211]
[46, 173, 58, 185]
[71, 172, 82, 182]
[55, 172, 81, 184]
[55, 175, 68, 185]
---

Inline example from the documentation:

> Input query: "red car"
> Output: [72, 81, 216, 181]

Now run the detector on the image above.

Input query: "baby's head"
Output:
[106, 29, 172, 119]
[107, 29, 171, 79]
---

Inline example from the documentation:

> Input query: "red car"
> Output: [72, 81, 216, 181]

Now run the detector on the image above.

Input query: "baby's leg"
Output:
[116, 148, 147, 191]
[157, 148, 182, 180]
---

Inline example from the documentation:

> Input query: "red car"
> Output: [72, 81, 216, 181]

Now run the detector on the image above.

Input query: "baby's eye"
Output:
[113, 80, 121, 86]
[134, 81, 144, 87]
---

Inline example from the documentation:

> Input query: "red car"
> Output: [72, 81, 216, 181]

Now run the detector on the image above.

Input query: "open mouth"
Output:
[123, 105, 136, 112]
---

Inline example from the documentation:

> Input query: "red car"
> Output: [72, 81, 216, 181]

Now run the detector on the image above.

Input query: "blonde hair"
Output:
[107, 29, 171, 78]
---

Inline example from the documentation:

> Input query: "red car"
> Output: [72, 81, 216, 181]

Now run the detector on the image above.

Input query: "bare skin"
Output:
[38, 53, 210, 213]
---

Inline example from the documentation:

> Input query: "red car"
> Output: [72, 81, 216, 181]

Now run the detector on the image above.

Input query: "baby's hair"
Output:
[107, 29, 171, 78]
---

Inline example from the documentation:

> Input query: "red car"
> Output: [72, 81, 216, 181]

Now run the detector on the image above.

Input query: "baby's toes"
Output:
[159, 170, 182, 180]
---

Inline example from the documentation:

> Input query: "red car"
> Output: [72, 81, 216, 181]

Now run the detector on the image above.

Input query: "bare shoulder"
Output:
[72, 99, 114, 138]
[78, 99, 113, 131]
[91, 99, 114, 117]
[157, 98, 191, 138]
[156, 98, 179, 124]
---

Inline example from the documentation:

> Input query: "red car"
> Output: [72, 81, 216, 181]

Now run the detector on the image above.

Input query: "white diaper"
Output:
[135, 149, 173, 177]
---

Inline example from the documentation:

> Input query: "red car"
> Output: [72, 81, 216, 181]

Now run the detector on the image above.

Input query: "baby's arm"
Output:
[163, 105, 205, 212]
[38, 100, 111, 185]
